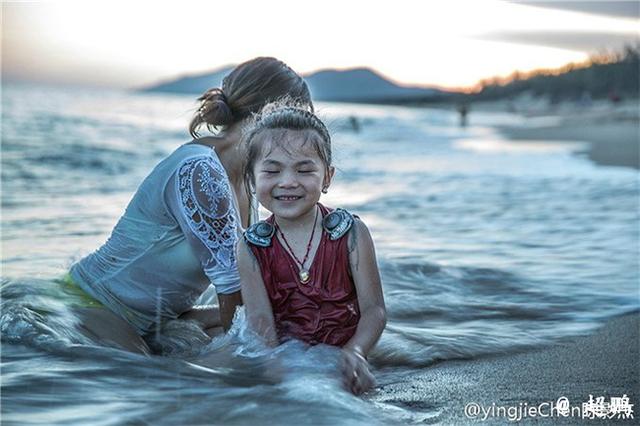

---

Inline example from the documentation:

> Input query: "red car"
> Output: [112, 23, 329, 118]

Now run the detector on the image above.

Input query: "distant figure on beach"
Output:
[457, 103, 469, 127]
[348, 115, 361, 132]
[578, 90, 593, 108]
[67, 57, 313, 354]
[238, 101, 386, 395]
[608, 89, 621, 104]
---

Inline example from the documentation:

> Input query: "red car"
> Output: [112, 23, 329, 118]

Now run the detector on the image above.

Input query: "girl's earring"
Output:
[321, 187, 328, 194]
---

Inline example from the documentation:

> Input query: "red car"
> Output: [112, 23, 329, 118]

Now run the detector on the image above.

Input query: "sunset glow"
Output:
[2, 0, 638, 89]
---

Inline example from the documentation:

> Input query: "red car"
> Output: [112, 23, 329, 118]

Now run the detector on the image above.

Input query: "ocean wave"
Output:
[365, 259, 633, 367]
[0, 279, 92, 350]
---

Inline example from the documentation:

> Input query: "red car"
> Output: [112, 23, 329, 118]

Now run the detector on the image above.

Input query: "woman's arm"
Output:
[342, 218, 387, 394]
[166, 156, 244, 331]
[237, 239, 278, 346]
[218, 291, 243, 331]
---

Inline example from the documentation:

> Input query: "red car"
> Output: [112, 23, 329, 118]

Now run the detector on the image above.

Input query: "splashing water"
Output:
[2, 84, 638, 424]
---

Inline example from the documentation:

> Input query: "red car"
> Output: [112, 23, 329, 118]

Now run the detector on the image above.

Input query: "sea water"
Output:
[2, 83, 638, 424]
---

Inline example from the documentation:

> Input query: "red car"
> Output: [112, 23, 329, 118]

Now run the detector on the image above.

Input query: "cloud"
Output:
[512, 1, 639, 19]
[479, 31, 639, 53]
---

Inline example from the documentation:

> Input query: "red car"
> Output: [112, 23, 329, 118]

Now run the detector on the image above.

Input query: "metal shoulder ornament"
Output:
[322, 208, 355, 240]
[244, 208, 355, 247]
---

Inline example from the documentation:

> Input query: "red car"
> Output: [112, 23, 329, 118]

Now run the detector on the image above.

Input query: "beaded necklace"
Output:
[274, 206, 319, 284]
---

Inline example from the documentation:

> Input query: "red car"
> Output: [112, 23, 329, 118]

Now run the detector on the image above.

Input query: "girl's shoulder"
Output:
[244, 205, 358, 248]
[320, 205, 357, 240]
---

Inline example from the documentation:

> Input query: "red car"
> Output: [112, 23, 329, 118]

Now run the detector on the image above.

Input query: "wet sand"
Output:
[375, 312, 639, 424]
[478, 98, 640, 170]
[498, 122, 639, 170]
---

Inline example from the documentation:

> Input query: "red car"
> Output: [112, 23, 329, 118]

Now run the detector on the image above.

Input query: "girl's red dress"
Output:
[249, 204, 360, 346]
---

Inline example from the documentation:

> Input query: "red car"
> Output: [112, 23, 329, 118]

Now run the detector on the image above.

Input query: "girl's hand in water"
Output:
[340, 347, 375, 395]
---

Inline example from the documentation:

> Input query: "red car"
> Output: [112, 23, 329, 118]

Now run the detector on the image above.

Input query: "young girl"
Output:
[237, 102, 387, 395]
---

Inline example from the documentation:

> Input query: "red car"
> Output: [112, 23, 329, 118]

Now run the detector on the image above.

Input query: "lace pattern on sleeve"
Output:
[176, 156, 239, 271]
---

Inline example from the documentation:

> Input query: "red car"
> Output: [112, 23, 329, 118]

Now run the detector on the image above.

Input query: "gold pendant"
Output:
[299, 269, 310, 284]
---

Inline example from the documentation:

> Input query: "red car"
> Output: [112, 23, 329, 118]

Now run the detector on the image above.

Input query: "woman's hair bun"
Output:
[198, 88, 234, 126]
[189, 88, 234, 137]
[188, 57, 313, 139]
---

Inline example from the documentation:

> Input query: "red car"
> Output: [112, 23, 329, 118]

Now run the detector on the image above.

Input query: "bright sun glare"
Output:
[2, 0, 638, 88]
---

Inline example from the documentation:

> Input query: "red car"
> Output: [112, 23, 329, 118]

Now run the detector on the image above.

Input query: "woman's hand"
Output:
[218, 291, 243, 331]
[340, 347, 375, 395]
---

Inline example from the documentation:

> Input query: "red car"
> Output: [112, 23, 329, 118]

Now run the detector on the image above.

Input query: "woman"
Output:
[69, 57, 313, 354]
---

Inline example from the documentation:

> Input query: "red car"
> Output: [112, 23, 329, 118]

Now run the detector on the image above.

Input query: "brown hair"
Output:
[242, 100, 332, 198]
[189, 57, 312, 138]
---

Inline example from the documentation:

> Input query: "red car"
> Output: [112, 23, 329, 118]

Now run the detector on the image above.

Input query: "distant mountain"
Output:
[470, 45, 639, 101]
[138, 65, 234, 94]
[140, 66, 445, 103]
[305, 68, 441, 102]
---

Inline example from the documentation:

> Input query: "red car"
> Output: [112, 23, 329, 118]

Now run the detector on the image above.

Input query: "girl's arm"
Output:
[237, 239, 278, 346]
[342, 218, 387, 394]
[345, 218, 387, 355]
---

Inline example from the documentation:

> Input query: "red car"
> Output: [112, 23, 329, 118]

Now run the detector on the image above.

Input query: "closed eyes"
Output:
[261, 169, 316, 174]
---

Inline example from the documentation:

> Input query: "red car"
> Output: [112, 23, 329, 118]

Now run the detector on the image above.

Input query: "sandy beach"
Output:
[476, 99, 639, 170]
[497, 122, 639, 170]
[375, 311, 639, 424]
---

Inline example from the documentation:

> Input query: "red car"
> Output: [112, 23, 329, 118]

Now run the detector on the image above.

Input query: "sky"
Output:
[2, 0, 639, 90]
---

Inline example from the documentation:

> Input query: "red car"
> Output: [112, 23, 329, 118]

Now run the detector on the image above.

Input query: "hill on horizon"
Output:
[305, 68, 443, 102]
[139, 66, 446, 103]
[139, 65, 234, 94]
[468, 45, 639, 102]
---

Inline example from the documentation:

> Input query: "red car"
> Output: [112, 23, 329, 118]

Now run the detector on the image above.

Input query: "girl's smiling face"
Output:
[253, 129, 334, 221]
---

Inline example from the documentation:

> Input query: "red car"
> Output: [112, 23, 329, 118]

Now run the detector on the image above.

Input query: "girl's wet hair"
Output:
[243, 100, 332, 197]
[189, 57, 312, 138]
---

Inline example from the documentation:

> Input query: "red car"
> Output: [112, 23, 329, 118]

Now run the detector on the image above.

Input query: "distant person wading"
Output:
[67, 57, 312, 354]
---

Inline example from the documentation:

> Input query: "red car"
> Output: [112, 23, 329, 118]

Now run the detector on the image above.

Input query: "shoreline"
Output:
[476, 98, 639, 170]
[496, 121, 639, 170]
[375, 311, 639, 423]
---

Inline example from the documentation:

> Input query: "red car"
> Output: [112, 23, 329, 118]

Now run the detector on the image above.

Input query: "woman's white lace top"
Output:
[70, 144, 240, 334]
